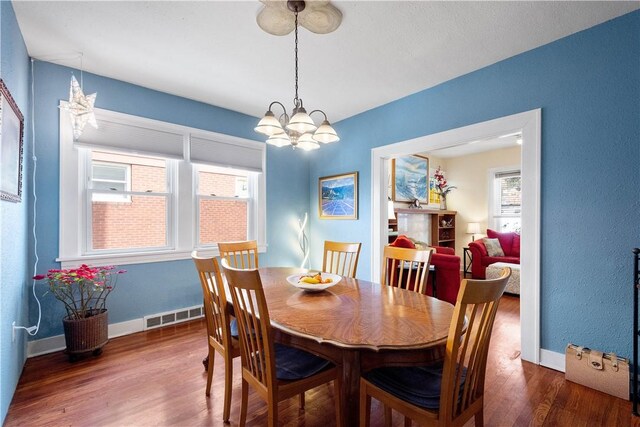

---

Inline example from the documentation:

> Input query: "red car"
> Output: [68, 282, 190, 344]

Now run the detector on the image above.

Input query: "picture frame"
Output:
[392, 155, 428, 202]
[319, 172, 358, 220]
[0, 79, 25, 203]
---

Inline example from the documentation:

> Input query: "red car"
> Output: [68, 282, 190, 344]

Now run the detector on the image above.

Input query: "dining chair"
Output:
[191, 251, 241, 424]
[381, 245, 435, 294]
[360, 267, 512, 427]
[218, 240, 259, 269]
[220, 259, 342, 427]
[323, 240, 362, 278]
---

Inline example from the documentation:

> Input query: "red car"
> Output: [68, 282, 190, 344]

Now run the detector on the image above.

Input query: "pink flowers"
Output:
[434, 166, 456, 197]
[33, 264, 126, 320]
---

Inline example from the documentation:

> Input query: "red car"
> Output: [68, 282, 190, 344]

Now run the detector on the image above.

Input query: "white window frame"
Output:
[194, 165, 254, 248]
[85, 152, 175, 254]
[488, 166, 521, 231]
[58, 103, 267, 268]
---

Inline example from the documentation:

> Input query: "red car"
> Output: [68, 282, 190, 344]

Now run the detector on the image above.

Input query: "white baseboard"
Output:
[540, 349, 565, 372]
[28, 318, 145, 358]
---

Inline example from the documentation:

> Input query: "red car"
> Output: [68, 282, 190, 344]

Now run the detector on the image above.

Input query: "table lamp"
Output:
[466, 222, 481, 241]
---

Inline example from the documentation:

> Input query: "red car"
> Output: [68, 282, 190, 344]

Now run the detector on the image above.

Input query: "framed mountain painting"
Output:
[392, 155, 428, 203]
[318, 172, 358, 220]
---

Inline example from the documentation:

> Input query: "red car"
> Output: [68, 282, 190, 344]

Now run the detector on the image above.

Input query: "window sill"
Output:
[57, 245, 267, 268]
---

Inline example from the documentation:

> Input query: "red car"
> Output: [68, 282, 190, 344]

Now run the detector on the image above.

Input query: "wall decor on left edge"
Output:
[0, 79, 25, 203]
[318, 171, 358, 220]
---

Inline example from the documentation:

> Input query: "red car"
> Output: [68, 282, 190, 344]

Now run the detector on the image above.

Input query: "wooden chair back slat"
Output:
[192, 253, 232, 350]
[220, 259, 276, 393]
[323, 241, 362, 278]
[218, 240, 259, 270]
[440, 267, 511, 423]
[381, 246, 434, 294]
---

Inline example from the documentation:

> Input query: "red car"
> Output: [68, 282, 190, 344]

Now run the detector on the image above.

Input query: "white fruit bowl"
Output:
[286, 272, 342, 292]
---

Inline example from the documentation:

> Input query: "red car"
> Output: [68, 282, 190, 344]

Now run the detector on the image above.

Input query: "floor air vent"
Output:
[143, 305, 204, 330]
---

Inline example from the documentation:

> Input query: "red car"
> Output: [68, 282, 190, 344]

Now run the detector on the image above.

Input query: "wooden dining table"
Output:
[257, 267, 456, 426]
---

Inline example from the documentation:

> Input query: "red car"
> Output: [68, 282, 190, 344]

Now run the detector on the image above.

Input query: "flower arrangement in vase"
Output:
[34, 264, 125, 359]
[433, 166, 456, 210]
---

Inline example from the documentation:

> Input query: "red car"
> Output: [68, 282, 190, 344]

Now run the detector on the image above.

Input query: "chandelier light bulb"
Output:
[266, 132, 291, 147]
[312, 120, 339, 143]
[255, 111, 284, 136]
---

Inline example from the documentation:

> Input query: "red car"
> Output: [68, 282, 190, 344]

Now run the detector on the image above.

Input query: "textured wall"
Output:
[308, 11, 640, 357]
[0, 2, 31, 423]
[29, 60, 310, 339]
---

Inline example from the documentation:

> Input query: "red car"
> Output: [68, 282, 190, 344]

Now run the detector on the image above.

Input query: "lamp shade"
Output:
[266, 132, 291, 147]
[255, 111, 284, 136]
[466, 222, 481, 234]
[286, 108, 317, 134]
[313, 120, 340, 143]
[296, 133, 320, 151]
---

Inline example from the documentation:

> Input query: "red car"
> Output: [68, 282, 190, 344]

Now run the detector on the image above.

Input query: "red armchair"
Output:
[389, 236, 461, 305]
[468, 229, 520, 279]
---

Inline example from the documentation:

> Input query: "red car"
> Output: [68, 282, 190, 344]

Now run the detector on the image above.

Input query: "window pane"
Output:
[92, 151, 167, 193]
[92, 181, 126, 193]
[199, 199, 247, 244]
[93, 164, 126, 181]
[92, 194, 167, 250]
[499, 175, 521, 215]
[198, 169, 248, 198]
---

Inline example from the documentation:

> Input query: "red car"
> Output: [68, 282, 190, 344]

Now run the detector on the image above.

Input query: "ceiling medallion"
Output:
[254, 0, 340, 151]
[257, 0, 342, 36]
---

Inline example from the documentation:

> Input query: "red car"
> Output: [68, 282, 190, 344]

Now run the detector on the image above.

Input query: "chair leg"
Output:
[222, 354, 233, 423]
[475, 409, 484, 427]
[334, 377, 342, 427]
[359, 381, 371, 427]
[239, 379, 248, 427]
[268, 399, 278, 427]
[384, 405, 392, 427]
[404, 415, 412, 427]
[299, 392, 305, 409]
[205, 348, 215, 396]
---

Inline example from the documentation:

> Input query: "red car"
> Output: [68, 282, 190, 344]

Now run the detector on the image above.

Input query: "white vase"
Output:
[439, 197, 447, 210]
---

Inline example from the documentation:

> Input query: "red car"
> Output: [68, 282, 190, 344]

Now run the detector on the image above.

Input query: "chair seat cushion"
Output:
[363, 363, 466, 410]
[274, 343, 332, 380]
[229, 318, 239, 338]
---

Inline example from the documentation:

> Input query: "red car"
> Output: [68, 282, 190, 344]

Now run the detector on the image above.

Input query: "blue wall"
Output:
[309, 11, 640, 357]
[29, 60, 311, 340]
[0, 1, 32, 422]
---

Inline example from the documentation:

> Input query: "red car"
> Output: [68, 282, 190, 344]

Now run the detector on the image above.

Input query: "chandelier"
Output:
[254, 0, 339, 151]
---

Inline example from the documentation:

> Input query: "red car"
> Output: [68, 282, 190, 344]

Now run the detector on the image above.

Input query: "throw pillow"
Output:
[487, 229, 515, 256]
[391, 235, 415, 249]
[483, 238, 505, 257]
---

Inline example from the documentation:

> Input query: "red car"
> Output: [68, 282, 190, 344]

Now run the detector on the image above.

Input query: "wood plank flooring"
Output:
[5, 295, 639, 426]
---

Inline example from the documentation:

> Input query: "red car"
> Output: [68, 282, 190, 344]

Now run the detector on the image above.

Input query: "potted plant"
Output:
[433, 166, 456, 210]
[34, 264, 125, 360]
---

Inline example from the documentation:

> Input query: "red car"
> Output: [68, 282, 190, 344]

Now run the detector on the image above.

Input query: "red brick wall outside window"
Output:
[90, 152, 249, 250]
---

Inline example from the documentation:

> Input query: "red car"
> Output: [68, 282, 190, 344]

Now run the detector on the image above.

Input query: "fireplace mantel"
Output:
[395, 208, 457, 215]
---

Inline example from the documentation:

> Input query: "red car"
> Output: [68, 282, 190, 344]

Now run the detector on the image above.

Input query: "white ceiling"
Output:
[12, 1, 640, 123]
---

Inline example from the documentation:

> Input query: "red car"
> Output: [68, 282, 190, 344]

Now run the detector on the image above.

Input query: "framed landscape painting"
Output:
[319, 172, 358, 220]
[392, 155, 428, 203]
[0, 79, 25, 203]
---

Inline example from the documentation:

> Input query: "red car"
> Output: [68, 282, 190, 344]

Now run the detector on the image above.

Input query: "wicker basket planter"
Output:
[62, 309, 109, 358]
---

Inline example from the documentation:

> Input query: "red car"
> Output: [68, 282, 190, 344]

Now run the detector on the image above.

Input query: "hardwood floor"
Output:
[5, 295, 638, 426]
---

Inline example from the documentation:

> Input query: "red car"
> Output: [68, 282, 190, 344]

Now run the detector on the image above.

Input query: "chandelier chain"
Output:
[294, 9, 299, 108]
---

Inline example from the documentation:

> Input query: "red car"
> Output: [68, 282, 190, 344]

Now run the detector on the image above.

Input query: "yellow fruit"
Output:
[300, 277, 320, 284]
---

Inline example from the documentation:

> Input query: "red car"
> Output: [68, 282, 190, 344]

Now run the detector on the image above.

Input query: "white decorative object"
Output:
[257, 0, 342, 36]
[286, 273, 342, 292]
[60, 75, 97, 140]
[298, 212, 309, 268]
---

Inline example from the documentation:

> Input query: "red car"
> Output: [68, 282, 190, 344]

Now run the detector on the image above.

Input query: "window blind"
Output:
[190, 136, 264, 173]
[74, 119, 184, 159]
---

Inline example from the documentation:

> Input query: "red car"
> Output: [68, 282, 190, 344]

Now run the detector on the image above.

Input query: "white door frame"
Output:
[371, 109, 541, 364]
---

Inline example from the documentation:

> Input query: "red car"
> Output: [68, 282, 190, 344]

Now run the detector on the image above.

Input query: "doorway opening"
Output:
[371, 109, 541, 364]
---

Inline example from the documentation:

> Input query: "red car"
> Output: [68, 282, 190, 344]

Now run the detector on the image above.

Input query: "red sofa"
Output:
[468, 229, 520, 279]
[389, 236, 461, 305]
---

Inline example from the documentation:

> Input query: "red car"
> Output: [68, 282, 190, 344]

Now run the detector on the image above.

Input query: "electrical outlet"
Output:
[12, 321, 16, 343]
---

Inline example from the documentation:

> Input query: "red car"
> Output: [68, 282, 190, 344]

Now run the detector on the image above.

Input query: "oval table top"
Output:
[258, 267, 454, 352]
